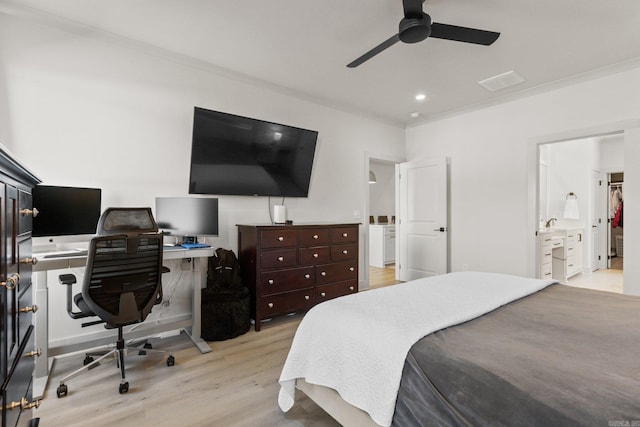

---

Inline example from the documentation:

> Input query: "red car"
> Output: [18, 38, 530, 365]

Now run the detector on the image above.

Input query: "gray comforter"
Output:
[392, 284, 640, 426]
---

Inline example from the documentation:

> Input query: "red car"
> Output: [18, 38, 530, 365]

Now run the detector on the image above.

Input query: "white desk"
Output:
[31, 246, 214, 399]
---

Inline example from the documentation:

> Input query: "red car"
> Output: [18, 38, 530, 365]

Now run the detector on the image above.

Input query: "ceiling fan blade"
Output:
[402, 0, 424, 18]
[430, 23, 500, 46]
[347, 34, 400, 68]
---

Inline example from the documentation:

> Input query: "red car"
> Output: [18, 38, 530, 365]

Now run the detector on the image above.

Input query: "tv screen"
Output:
[32, 185, 102, 237]
[155, 197, 219, 237]
[188, 107, 318, 197]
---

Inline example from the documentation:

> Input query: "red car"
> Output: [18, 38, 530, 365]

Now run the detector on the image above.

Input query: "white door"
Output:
[591, 171, 604, 271]
[398, 157, 448, 281]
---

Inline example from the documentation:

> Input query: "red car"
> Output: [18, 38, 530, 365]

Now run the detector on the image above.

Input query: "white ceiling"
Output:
[4, 0, 640, 127]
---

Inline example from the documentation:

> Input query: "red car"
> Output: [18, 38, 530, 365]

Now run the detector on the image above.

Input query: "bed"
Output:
[278, 272, 640, 426]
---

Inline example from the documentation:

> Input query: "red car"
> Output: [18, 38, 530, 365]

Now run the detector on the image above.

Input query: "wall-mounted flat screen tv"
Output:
[188, 107, 318, 197]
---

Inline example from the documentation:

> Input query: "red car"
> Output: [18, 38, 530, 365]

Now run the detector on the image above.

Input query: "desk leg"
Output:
[33, 271, 49, 400]
[183, 257, 211, 354]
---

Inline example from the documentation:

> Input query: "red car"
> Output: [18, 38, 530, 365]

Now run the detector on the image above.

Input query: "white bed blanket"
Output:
[278, 271, 556, 426]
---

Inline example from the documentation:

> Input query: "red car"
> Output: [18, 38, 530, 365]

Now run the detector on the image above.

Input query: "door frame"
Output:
[363, 152, 405, 290]
[527, 119, 637, 287]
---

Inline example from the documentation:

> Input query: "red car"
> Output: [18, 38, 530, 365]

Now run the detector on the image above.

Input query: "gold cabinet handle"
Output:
[278, 256, 284, 262]
[278, 236, 284, 242]
[304, 274, 310, 279]
[24, 348, 42, 358]
[268, 279, 274, 285]
[349, 267, 355, 272]
[268, 302, 274, 308]
[320, 271, 326, 277]
[320, 292, 326, 297]
[304, 295, 310, 300]
[342, 232, 348, 237]
[313, 253, 319, 258]
[20, 257, 38, 265]
[313, 234, 318, 239]
[19, 305, 38, 313]
[20, 207, 39, 217]
[342, 250, 348, 254]
[1, 397, 41, 411]
[349, 286, 355, 291]
[1, 273, 19, 290]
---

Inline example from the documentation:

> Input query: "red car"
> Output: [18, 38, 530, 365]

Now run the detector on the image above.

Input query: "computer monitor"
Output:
[155, 197, 219, 242]
[32, 185, 102, 249]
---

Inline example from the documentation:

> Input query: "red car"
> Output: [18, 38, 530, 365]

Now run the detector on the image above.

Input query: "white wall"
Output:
[0, 13, 405, 275]
[406, 66, 640, 295]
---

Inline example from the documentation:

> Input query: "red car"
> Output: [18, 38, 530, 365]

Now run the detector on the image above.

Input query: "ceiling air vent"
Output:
[478, 70, 525, 92]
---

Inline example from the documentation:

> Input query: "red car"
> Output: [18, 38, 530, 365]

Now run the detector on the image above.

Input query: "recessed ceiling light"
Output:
[410, 112, 420, 118]
[415, 93, 427, 101]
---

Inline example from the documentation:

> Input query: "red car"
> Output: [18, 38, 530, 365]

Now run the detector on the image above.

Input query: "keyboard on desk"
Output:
[38, 250, 88, 259]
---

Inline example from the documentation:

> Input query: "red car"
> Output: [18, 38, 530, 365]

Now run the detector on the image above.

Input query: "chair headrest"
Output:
[97, 207, 158, 236]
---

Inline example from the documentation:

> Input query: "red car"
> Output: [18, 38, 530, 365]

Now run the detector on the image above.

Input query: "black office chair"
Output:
[56, 207, 174, 398]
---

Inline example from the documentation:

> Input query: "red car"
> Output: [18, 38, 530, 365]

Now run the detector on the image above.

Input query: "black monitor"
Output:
[32, 185, 102, 246]
[155, 197, 219, 240]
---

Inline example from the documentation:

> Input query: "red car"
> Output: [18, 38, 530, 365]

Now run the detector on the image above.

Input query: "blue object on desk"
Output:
[180, 243, 211, 249]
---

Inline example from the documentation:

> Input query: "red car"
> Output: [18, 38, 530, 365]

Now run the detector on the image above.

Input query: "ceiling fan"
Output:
[347, 0, 500, 68]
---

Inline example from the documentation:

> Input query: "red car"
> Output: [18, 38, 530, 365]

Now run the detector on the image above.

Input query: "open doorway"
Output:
[537, 134, 623, 293]
[365, 156, 403, 290]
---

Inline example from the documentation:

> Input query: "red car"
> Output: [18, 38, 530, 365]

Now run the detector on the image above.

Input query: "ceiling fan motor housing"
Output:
[399, 13, 432, 43]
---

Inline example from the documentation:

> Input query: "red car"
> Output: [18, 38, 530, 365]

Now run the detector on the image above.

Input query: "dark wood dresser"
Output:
[0, 147, 40, 426]
[237, 223, 359, 331]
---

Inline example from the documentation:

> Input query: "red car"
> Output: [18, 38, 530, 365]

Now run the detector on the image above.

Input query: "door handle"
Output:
[433, 227, 448, 232]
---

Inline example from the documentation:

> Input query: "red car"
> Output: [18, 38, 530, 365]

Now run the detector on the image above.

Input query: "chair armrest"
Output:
[58, 274, 91, 320]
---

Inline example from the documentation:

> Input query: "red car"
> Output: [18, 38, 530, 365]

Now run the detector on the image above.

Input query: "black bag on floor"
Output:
[201, 248, 251, 341]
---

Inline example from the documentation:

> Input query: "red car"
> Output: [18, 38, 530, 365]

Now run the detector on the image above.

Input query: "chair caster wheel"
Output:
[57, 384, 68, 398]
[119, 382, 129, 394]
[167, 355, 175, 366]
[84, 355, 94, 365]
[139, 342, 152, 355]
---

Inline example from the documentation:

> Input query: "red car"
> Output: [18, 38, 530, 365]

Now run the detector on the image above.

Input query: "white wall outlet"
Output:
[353, 210, 361, 219]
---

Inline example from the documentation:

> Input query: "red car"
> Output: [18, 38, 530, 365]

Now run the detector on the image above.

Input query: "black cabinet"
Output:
[0, 147, 40, 426]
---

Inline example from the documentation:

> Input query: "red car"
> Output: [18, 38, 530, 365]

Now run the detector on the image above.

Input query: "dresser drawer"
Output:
[298, 228, 329, 246]
[299, 246, 330, 265]
[259, 289, 314, 317]
[260, 229, 298, 249]
[259, 267, 315, 295]
[316, 261, 358, 285]
[541, 263, 552, 279]
[330, 226, 358, 244]
[18, 238, 34, 297]
[330, 243, 357, 261]
[260, 248, 298, 269]
[315, 280, 357, 304]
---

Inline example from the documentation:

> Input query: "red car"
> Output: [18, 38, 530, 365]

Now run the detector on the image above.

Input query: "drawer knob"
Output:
[342, 232, 348, 237]
[304, 295, 310, 300]
[24, 348, 42, 358]
[349, 286, 355, 291]
[313, 253, 319, 258]
[1, 273, 19, 290]
[313, 234, 319, 239]
[320, 292, 326, 297]
[278, 236, 284, 242]
[349, 267, 355, 272]
[268, 279, 274, 285]
[342, 250, 348, 254]
[320, 271, 326, 277]
[20, 207, 39, 217]
[268, 302, 274, 308]
[304, 274, 310, 279]
[19, 305, 38, 314]
[20, 257, 38, 265]
[278, 256, 284, 262]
